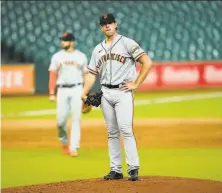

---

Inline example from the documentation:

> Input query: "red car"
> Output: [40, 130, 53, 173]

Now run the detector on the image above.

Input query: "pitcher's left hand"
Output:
[120, 82, 139, 92]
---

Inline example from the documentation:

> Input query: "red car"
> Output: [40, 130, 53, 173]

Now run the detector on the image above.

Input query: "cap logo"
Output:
[63, 32, 68, 37]
[104, 13, 108, 19]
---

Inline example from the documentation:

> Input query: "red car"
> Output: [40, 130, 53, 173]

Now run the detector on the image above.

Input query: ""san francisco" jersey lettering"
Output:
[96, 53, 126, 70]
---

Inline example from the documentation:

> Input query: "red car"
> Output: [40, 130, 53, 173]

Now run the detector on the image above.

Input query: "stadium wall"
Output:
[1, 61, 222, 95]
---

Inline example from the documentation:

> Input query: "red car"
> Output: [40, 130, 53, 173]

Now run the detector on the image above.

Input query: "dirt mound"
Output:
[2, 176, 222, 193]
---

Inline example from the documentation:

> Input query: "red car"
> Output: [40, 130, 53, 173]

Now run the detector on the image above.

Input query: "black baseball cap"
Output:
[60, 32, 75, 41]
[99, 13, 116, 25]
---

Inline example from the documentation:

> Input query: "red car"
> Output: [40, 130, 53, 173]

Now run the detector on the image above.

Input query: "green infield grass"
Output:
[1, 148, 222, 188]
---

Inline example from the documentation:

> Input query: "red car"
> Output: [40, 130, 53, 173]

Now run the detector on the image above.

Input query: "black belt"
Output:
[102, 84, 120, 89]
[57, 83, 82, 88]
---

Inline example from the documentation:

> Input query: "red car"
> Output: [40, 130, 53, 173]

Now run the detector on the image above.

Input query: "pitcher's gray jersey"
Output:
[87, 34, 146, 85]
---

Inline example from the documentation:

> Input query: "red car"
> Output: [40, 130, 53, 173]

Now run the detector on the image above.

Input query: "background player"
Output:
[48, 32, 88, 157]
[81, 14, 152, 180]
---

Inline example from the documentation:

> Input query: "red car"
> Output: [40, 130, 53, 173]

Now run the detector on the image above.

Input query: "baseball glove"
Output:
[82, 103, 92, 114]
[85, 90, 103, 107]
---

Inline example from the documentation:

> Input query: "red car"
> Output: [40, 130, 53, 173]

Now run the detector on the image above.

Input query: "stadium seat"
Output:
[1, 1, 221, 63]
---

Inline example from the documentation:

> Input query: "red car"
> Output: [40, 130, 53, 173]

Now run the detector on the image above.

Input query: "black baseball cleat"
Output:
[104, 171, 123, 180]
[128, 169, 139, 181]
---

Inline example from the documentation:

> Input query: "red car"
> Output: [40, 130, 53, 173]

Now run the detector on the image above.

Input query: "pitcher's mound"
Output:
[2, 176, 222, 193]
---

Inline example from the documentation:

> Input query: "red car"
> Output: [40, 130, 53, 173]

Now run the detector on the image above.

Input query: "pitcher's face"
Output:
[100, 22, 117, 37]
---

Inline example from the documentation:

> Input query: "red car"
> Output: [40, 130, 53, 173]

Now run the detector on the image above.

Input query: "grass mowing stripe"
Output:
[1, 148, 222, 188]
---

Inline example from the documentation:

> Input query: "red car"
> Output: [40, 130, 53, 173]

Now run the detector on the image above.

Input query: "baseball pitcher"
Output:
[81, 14, 152, 181]
[48, 32, 88, 157]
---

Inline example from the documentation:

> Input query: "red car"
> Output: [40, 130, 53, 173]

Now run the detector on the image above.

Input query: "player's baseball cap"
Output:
[99, 13, 116, 25]
[60, 32, 75, 41]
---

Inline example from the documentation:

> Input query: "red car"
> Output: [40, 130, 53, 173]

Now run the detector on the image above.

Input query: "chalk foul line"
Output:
[2, 92, 222, 117]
